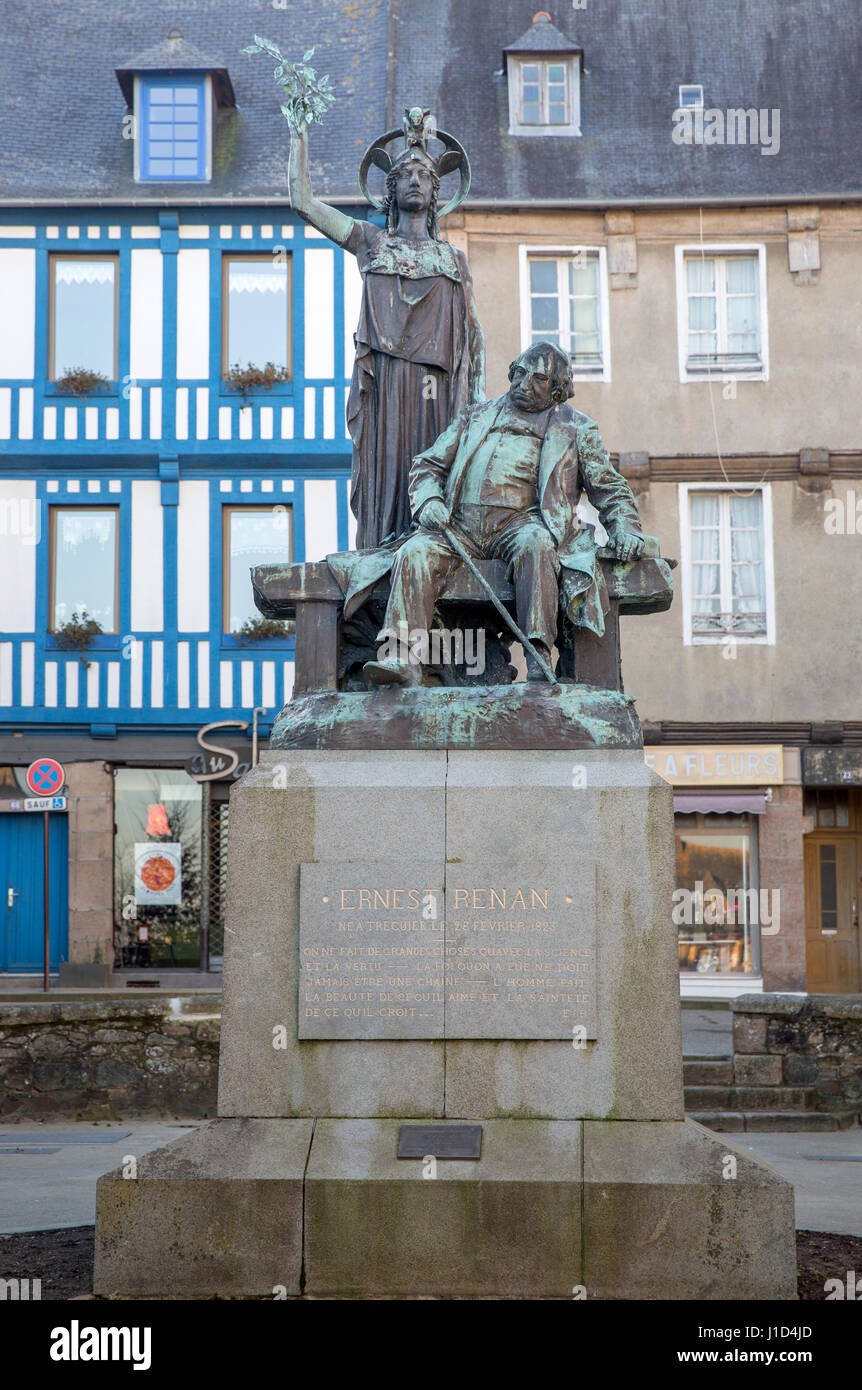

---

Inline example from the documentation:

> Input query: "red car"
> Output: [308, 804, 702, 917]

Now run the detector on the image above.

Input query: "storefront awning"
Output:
[673, 792, 767, 815]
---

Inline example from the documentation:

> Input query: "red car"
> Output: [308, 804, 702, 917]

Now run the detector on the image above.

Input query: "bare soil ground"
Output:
[2, 1226, 860, 1300]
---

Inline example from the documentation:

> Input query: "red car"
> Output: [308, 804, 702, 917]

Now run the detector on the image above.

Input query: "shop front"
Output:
[644, 744, 803, 998]
[0, 725, 253, 988]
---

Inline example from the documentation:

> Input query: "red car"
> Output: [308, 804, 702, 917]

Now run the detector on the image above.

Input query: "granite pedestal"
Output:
[94, 748, 797, 1300]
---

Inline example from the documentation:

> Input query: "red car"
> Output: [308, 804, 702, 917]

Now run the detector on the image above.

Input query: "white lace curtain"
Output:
[55, 260, 115, 285]
[228, 264, 288, 295]
[690, 492, 764, 627]
[690, 493, 720, 618]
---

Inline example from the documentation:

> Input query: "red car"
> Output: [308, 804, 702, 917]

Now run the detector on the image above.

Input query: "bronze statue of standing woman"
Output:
[289, 106, 486, 548]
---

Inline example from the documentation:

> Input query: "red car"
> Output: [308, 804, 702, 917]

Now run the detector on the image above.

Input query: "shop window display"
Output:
[113, 769, 202, 968]
[674, 811, 760, 976]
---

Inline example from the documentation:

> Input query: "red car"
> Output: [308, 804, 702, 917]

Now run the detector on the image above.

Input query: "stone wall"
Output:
[732, 993, 862, 1114]
[0, 1000, 220, 1120]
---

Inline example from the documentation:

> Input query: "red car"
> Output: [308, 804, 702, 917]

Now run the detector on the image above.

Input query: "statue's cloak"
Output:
[344, 219, 484, 549]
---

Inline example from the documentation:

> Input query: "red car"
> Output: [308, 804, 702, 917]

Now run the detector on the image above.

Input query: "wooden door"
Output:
[804, 835, 861, 993]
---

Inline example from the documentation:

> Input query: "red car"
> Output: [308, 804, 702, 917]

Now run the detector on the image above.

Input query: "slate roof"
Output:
[389, 0, 862, 203]
[115, 34, 236, 108]
[503, 13, 582, 59]
[1, 0, 859, 205]
[0, 0, 390, 202]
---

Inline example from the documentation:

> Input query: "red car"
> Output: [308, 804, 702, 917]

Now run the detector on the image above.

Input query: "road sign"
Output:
[24, 797, 67, 812]
[26, 759, 65, 797]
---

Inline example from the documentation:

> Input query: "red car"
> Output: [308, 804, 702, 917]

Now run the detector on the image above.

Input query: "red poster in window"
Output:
[146, 803, 170, 836]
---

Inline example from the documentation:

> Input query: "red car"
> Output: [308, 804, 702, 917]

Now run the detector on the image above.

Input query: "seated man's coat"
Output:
[328, 396, 642, 637]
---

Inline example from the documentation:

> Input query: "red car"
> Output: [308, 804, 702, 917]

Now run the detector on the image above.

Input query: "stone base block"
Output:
[94, 1119, 312, 1299]
[94, 1116, 796, 1300]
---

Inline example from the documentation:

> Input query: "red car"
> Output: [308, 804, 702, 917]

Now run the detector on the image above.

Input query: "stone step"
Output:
[685, 1084, 815, 1112]
[734, 1086, 814, 1111]
[687, 1110, 859, 1133]
[685, 1085, 733, 1109]
[682, 1058, 733, 1085]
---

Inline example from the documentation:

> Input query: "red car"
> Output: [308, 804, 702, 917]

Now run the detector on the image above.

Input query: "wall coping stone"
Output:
[732, 993, 862, 1020]
[0, 1000, 187, 1026]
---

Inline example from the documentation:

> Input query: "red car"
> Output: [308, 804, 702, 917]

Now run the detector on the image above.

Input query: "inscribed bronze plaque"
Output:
[298, 862, 446, 1039]
[397, 1124, 483, 1160]
[297, 861, 597, 1041]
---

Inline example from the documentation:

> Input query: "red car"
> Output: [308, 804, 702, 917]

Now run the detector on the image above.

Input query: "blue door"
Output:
[0, 815, 69, 972]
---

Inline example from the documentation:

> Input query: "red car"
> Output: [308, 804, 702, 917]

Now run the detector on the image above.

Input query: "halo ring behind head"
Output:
[358, 128, 471, 217]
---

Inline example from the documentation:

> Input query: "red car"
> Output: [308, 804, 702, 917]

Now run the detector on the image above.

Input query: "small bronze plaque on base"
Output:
[397, 1124, 483, 1160]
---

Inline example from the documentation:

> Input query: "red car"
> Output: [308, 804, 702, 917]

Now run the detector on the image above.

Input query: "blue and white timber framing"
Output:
[0, 208, 366, 732]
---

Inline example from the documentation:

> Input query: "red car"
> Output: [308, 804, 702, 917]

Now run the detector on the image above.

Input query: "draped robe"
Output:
[344, 220, 485, 548]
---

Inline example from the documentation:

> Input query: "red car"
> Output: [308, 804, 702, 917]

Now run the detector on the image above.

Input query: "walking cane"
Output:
[441, 524, 560, 686]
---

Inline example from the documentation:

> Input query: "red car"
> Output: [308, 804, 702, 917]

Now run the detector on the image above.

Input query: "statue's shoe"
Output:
[363, 657, 414, 686]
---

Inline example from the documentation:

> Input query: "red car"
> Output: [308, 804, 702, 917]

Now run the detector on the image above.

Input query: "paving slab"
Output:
[737, 1128, 862, 1236]
[0, 1121, 203, 1233]
[681, 1006, 732, 1056]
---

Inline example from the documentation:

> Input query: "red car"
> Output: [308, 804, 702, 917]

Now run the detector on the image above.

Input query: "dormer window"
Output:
[678, 84, 704, 109]
[519, 60, 570, 126]
[504, 12, 582, 137]
[140, 76, 207, 180]
[115, 31, 235, 185]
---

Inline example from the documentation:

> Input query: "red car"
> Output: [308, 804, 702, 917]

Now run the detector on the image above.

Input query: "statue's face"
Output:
[507, 350, 558, 413]
[393, 160, 434, 215]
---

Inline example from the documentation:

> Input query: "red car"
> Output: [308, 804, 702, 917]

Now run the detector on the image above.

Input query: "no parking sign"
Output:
[26, 758, 66, 797]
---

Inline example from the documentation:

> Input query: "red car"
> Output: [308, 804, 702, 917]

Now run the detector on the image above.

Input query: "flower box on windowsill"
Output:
[45, 381, 119, 401]
[45, 633, 121, 652]
[219, 377, 294, 402]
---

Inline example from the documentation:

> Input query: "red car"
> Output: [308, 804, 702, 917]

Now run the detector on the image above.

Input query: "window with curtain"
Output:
[527, 253, 604, 371]
[518, 60, 570, 125]
[50, 507, 118, 632]
[223, 256, 291, 377]
[140, 77, 207, 181]
[684, 253, 761, 370]
[50, 257, 117, 381]
[688, 489, 767, 637]
[223, 506, 293, 633]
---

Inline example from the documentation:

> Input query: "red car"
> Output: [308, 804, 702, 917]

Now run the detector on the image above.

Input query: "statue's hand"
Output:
[289, 112, 311, 140]
[609, 529, 645, 563]
[418, 499, 450, 533]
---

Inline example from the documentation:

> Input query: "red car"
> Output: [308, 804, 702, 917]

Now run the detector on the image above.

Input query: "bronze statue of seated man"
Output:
[363, 341, 646, 685]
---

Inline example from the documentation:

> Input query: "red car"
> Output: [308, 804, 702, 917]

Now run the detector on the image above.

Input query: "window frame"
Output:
[518, 244, 611, 382]
[221, 253, 293, 382]
[678, 84, 704, 109]
[507, 55, 581, 137]
[674, 243, 769, 383]
[134, 73, 212, 183]
[48, 503, 120, 636]
[221, 503, 294, 636]
[48, 252, 119, 384]
[678, 482, 776, 647]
